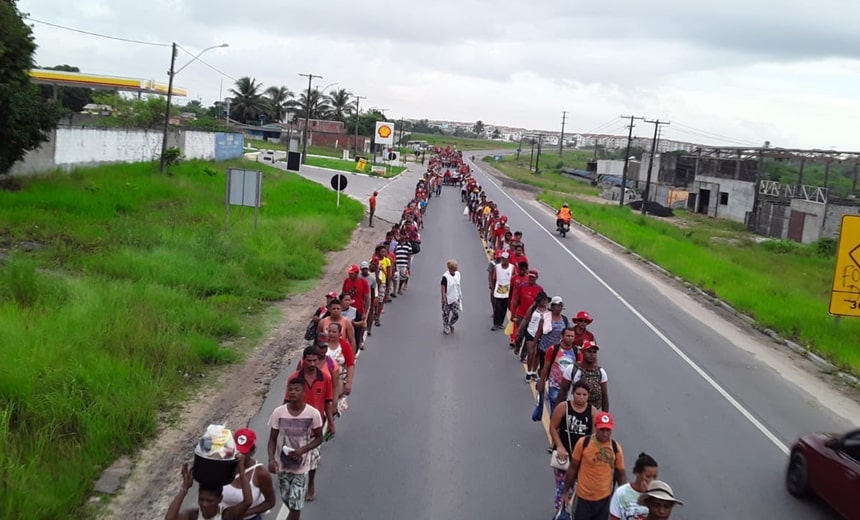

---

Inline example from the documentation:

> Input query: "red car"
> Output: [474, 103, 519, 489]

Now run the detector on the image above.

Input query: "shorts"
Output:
[524, 331, 535, 342]
[278, 472, 308, 511]
[308, 446, 321, 471]
[397, 266, 410, 279]
[377, 285, 387, 301]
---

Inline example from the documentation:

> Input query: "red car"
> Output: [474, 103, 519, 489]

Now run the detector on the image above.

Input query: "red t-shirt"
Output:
[510, 254, 529, 267]
[515, 282, 544, 317]
[573, 329, 595, 348]
[342, 277, 370, 314]
[286, 367, 333, 416]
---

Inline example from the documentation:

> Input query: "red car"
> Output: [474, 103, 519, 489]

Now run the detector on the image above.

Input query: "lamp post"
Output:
[299, 73, 323, 164]
[160, 42, 228, 173]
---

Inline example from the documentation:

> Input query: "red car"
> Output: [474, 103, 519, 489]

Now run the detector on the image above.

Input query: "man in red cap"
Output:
[342, 264, 370, 318]
[559, 340, 609, 412]
[572, 310, 595, 348]
[562, 411, 627, 520]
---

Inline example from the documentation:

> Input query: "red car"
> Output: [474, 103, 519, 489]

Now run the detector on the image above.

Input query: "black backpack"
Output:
[303, 306, 326, 341]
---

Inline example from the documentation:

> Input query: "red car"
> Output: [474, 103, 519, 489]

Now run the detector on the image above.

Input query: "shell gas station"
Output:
[28, 68, 187, 98]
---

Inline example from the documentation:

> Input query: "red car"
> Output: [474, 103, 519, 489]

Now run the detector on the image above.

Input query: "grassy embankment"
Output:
[410, 132, 520, 151]
[0, 159, 364, 518]
[244, 139, 342, 159]
[304, 156, 406, 177]
[483, 151, 601, 197]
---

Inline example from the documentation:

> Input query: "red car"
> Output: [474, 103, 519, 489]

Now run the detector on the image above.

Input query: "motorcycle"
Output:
[557, 219, 570, 237]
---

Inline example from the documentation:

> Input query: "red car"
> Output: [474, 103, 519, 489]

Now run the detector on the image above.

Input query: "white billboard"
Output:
[375, 121, 395, 146]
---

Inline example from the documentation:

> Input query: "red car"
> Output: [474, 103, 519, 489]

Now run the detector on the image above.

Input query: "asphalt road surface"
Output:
[253, 159, 854, 519]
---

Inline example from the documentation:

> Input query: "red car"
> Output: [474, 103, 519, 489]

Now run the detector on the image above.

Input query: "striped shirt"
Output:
[394, 243, 413, 267]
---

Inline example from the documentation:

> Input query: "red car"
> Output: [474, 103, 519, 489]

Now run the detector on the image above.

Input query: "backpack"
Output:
[582, 434, 618, 455]
[303, 306, 326, 341]
[574, 364, 604, 410]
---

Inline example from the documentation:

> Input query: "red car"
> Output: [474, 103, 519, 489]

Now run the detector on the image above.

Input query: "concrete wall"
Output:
[8, 127, 244, 176]
[696, 175, 755, 222]
[790, 199, 860, 243]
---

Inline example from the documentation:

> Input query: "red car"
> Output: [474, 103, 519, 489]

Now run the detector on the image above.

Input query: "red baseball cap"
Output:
[347, 264, 360, 274]
[594, 412, 615, 430]
[326, 291, 338, 299]
[581, 340, 599, 351]
[234, 428, 257, 454]
[528, 269, 539, 277]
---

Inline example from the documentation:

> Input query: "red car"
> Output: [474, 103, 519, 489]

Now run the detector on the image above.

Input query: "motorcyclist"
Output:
[556, 202, 572, 230]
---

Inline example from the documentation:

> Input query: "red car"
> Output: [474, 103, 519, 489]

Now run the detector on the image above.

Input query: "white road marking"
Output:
[472, 162, 791, 456]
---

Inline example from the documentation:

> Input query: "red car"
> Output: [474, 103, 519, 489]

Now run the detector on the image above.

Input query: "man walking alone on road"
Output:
[441, 259, 462, 335]
[368, 191, 377, 227]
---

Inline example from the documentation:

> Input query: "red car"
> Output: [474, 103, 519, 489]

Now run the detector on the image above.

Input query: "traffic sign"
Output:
[828, 215, 860, 317]
[330, 174, 348, 191]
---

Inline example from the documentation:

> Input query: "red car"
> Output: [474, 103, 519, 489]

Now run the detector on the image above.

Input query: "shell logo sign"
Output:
[375, 122, 395, 145]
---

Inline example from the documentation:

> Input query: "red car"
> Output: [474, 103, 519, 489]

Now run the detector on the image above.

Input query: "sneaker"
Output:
[443, 326, 450, 335]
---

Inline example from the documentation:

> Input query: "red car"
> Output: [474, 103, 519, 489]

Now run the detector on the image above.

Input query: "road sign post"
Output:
[330, 174, 348, 208]
[225, 168, 263, 231]
[828, 214, 860, 317]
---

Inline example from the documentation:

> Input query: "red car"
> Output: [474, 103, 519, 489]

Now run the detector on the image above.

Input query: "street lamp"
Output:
[160, 42, 229, 173]
[299, 73, 323, 164]
[353, 95, 366, 158]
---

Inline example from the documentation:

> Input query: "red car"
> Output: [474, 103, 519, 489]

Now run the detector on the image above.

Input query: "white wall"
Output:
[182, 131, 216, 160]
[697, 175, 756, 222]
[54, 127, 163, 166]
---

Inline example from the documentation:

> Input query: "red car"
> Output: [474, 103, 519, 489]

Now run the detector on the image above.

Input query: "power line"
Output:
[671, 122, 758, 147]
[24, 16, 171, 47]
[176, 45, 237, 82]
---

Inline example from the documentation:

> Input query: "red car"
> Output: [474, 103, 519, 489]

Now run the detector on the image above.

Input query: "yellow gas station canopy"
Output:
[29, 69, 187, 97]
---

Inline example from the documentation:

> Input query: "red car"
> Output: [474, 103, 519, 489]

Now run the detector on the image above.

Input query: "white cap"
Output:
[550, 296, 564, 305]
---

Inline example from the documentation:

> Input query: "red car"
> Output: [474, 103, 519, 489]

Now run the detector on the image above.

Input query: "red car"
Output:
[786, 428, 860, 519]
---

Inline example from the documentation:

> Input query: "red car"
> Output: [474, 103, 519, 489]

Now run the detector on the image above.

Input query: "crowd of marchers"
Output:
[455, 163, 684, 520]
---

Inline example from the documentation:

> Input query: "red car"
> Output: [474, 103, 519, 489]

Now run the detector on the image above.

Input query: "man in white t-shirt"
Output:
[268, 377, 324, 518]
[440, 259, 462, 335]
[489, 251, 514, 331]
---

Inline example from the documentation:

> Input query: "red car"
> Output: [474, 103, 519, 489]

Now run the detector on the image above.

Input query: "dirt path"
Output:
[100, 224, 384, 519]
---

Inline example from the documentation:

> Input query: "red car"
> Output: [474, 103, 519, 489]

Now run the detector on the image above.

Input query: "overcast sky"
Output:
[18, 0, 860, 150]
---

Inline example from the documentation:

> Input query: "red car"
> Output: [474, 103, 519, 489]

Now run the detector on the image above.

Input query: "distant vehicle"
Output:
[786, 428, 860, 519]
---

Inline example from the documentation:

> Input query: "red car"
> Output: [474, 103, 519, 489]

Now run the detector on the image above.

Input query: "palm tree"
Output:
[229, 76, 265, 123]
[326, 88, 353, 122]
[472, 120, 485, 136]
[295, 88, 332, 121]
[264, 86, 294, 123]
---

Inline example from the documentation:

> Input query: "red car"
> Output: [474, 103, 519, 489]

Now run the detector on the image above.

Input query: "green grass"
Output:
[304, 156, 406, 177]
[410, 132, 520, 151]
[0, 159, 364, 519]
[483, 152, 601, 197]
[538, 192, 860, 374]
[245, 138, 352, 160]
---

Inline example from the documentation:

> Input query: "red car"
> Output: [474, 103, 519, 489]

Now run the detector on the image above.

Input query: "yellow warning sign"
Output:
[355, 158, 367, 172]
[828, 215, 860, 317]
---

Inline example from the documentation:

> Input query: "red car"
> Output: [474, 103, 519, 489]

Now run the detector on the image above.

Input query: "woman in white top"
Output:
[440, 259, 462, 335]
[609, 452, 659, 520]
[221, 429, 276, 520]
[522, 292, 550, 381]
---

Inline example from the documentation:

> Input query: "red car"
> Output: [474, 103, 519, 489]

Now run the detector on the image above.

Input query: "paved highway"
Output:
[253, 157, 855, 519]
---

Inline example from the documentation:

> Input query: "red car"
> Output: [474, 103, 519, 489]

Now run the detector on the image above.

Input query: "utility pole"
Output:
[619, 115, 645, 206]
[353, 95, 366, 158]
[159, 42, 178, 174]
[516, 136, 524, 161]
[641, 119, 671, 215]
[299, 73, 322, 164]
[535, 134, 544, 174]
[528, 136, 536, 171]
[559, 111, 567, 157]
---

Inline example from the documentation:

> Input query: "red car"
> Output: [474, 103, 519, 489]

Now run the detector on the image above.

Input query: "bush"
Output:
[161, 146, 182, 168]
[760, 239, 802, 254]
[812, 237, 837, 257]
